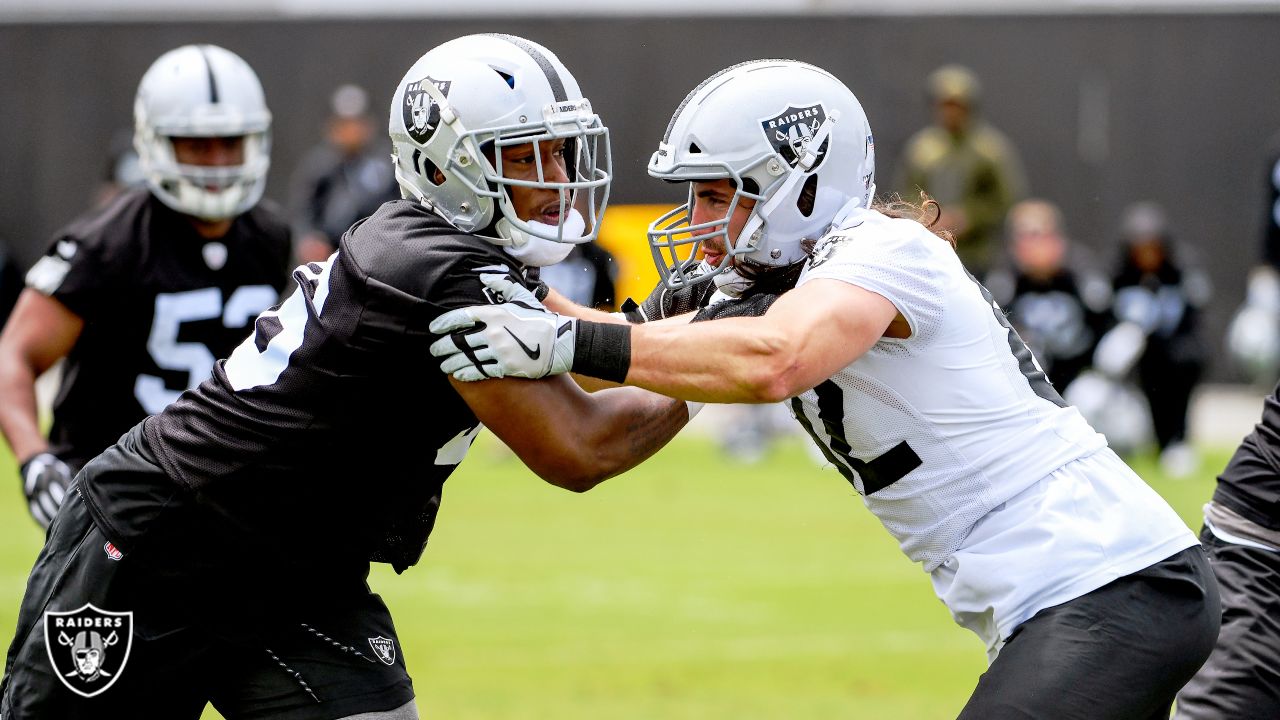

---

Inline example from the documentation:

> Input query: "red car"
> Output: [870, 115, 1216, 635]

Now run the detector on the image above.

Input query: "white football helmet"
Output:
[133, 45, 271, 221]
[648, 59, 875, 290]
[389, 34, 610, 261]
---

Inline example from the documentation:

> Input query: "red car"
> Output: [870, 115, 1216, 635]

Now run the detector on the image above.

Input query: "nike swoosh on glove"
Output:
[429, 273, 577, 382]
[20, 452, 72, 529]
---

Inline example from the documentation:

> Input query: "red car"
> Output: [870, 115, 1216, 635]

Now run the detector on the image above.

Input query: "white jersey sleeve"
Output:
[799, 212, 949, 349]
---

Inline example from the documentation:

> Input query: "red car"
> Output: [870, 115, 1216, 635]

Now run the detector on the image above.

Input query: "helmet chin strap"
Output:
[730, 109, 842, 262]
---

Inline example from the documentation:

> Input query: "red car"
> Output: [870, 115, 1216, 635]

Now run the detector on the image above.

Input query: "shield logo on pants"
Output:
[43, 604, 134, 697]
[368, 636, 396, 665]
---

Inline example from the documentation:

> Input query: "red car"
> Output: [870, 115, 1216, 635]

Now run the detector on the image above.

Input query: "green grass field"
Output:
[0, 433, 1226, 719]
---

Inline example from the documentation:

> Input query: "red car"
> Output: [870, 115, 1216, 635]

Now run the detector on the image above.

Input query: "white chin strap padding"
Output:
[498, 208, 586, 267]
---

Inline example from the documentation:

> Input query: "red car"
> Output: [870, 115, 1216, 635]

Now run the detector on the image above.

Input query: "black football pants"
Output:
[958, 545, 1220, 720]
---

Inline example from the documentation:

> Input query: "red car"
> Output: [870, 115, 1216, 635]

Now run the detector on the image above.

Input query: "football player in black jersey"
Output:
[0, 44, 291, 529]
[1174, 380, 1280, 719]
[0, 35, 695, 720]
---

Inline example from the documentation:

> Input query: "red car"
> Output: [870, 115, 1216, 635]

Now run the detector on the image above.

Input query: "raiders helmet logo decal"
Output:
[403, 77, 452, 144]
[44, 604, 134, 697]
[760, 103, 829, 170]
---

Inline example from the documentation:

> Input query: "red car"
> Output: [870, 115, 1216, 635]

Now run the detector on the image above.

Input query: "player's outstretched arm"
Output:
[451, 373, 694, 493]
[625, 278, 902, 403]
[542, 287, 628, 325]
[432, 276, 903, 404]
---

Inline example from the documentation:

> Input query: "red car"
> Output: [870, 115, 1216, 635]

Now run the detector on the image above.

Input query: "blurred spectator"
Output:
[537, 242, 618, 310]
[91, 128, 147, 209]
[1107, 201, 1211, 477]
[985, 198, 1111, 392]
[288, 83, 399, 264]
[894, 64, 1027, 277]
[1225, 130, 1280, 386]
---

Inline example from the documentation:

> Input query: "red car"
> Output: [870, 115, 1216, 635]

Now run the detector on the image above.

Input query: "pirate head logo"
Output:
[368, 635, 396, 666]
[760, 103, 829, 170]
[808, 233, 852, 269]
[44, 604, 133, 697]
[403, 77, 452, 144]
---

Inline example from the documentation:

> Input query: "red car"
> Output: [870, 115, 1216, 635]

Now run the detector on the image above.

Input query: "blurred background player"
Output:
[894, 64, 1027, 277]
[1225, 127, 1280, 388]
[1174, 376, 1280, 720]
[91, 128, 147, 210]
[288, 83, 399, 265]
[0, 44, 291, 528]
[1107, 200, 1211, 477]
[984, 198, 1111, 392]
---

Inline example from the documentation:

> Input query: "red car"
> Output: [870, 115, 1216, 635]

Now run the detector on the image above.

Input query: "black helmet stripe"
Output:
[196, 45, 220, 104]
[485, 34, 567, 103]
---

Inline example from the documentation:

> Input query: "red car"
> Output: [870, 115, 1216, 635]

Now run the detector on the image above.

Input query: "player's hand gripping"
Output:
[429, 274, 577, 382]
[19, 452, 72, 528]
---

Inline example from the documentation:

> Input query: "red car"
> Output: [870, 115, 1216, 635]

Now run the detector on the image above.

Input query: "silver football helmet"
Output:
[648, 59, 875, 290]
[133, 45, 271, 221]
[389, 34, 610, 261]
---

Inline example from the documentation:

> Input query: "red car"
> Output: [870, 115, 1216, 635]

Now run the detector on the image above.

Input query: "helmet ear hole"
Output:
[493, 68, 516, 88]
[798, 174, 819, 217]
[688, 142, 702, 154]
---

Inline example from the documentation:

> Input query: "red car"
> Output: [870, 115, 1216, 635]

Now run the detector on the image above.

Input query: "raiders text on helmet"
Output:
[647, 59, 875, 290]
[388, 34, 611, 260]
[133, 45, 272, 221]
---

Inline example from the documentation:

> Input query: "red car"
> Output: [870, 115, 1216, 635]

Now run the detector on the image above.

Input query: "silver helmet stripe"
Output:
[663, 59, 796, 143]
[485, 33, 567, 103]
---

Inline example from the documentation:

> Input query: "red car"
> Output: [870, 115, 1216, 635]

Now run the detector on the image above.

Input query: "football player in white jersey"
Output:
[428, 59, 1220, 719]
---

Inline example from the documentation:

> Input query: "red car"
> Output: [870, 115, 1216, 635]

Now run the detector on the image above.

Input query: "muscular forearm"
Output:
[625, 318, 798, 404]
[543, 288, 627, 324]
[570, 386, 692, 489]
[0, 358, 47, 462]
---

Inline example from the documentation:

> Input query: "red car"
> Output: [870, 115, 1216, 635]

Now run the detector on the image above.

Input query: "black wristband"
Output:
[533, 282, 550, 302]
[571, 320, 632, 383]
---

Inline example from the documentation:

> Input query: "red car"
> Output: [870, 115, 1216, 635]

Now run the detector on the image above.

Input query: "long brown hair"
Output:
[873, 192, 957, 248]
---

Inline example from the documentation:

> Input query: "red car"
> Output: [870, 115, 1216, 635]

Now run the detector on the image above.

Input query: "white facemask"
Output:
[498, 207, 587, 267]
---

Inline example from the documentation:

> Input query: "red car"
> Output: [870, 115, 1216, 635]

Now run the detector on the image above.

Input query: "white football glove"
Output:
[20, 452, 72, 529]
[429, 274, 577, 382]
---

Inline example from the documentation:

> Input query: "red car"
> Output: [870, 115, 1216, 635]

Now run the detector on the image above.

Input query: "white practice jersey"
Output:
[792, 208, 1196, 655]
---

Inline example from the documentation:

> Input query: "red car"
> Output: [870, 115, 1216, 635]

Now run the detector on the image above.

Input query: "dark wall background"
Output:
[2, 14, 1278, 378]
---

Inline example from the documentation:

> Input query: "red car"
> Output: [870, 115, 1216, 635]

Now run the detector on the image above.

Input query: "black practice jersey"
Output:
[132, 200, 526, 572]
[25, 188, 291, 468]
[1214, 379, 1280, 531]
